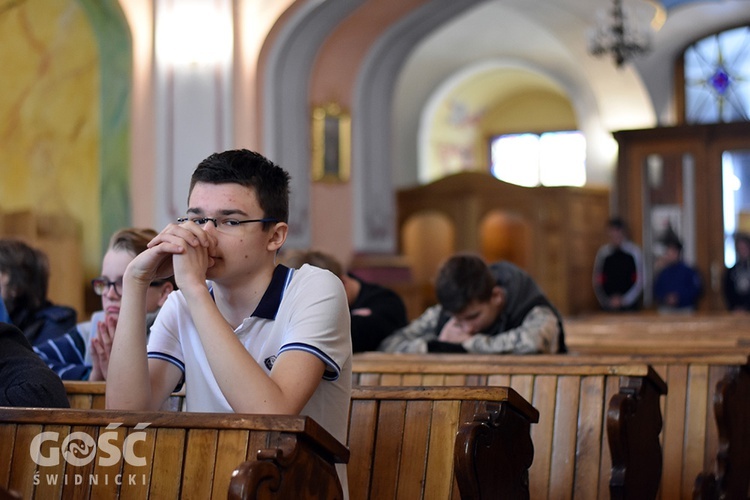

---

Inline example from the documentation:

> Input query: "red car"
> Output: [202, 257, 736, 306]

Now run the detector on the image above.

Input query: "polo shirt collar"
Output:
[252, 264, 293, 320]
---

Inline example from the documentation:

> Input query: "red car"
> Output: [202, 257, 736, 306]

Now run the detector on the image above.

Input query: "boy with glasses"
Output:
[106, 149, 352, 495]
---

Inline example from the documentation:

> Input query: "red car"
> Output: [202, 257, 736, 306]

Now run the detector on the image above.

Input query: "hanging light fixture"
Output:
[588, 0, 665, 67]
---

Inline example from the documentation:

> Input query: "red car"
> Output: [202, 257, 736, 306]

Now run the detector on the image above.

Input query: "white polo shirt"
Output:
[147, 264, 352, 492]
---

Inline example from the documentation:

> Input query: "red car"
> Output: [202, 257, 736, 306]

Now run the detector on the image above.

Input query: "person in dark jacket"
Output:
[0, 238, 77, 346]
[723, 232, 750, 312]
[0, 295, 8, 323]
[0, 321, 70, 408]
[653, 236, 702, 312]
[592, 218, 644, 311]
[378, 253, 566, 354]
[283, 249, 408, 352]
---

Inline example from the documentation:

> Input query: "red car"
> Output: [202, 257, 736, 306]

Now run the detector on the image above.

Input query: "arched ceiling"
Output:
[393, 0, 750, 187]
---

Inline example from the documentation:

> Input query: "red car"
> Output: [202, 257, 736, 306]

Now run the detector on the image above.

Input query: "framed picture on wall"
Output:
[311, 103, 351, 182]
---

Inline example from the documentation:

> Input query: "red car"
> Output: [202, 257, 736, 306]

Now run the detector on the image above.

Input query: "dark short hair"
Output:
[0, 238, 49, 313]
[435, 254, 495, 313]
[607, 217, 626, 230]
[189, 149, 291, 227]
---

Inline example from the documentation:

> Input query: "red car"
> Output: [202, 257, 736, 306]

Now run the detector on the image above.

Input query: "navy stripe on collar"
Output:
[252, 264, 293, 320]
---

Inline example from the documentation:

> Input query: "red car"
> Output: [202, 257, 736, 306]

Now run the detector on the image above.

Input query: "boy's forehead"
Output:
[188, 182, 259, 210]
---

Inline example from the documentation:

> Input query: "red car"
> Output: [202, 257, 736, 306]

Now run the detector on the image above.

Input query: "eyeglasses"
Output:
[92, 277, 123, 297]
[92, 277, 166, 297]
[177, 216, 278, 233]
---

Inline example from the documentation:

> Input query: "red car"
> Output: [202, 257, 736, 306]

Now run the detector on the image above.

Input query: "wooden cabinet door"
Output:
[614, 122, 750, 312]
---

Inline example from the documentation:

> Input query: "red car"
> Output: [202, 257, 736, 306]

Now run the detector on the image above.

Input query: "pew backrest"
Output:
[353, 352, 699, 499]
[0, 407, 346, 499]
[347, 385, 538, 500]
[63, 382, 184, 411]
[353, 354, 665, 500]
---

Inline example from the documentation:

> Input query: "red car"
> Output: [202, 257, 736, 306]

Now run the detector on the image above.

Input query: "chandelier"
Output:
[588, 0, 663, 67]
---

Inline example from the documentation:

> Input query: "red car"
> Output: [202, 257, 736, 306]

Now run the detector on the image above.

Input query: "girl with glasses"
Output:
[33, 228, 175, 380]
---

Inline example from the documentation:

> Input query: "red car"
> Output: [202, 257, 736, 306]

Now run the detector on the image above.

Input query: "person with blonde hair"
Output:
[34, 228, 175, 380]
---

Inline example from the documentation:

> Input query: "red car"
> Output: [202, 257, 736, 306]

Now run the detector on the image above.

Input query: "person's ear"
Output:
[267, 222, 288, 253]
[491, 286, 506, 309]
[157, 282, 174, 307]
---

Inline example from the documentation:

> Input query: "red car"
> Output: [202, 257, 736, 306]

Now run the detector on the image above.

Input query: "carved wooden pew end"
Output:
[229, 444, 345, 500]
[693, 364, 750, 500]
[455, 401, 537, 500]
[607, 366, 668, 500]
[347, 386, 538, 499]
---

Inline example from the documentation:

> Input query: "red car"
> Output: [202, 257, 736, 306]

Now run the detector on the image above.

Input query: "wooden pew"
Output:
[348, 385, 538, 500]
[0, 407, 347, 499]
[353, 351, 750, 500]
[64, 381, 185, 411]
[61, 383, 539, 499]
[564, 313, 750, 355]
[693, 363, 750, 500]
[353, 352, 666, 499]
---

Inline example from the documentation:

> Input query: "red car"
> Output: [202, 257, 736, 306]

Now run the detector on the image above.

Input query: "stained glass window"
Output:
[684, 26, 750, 124]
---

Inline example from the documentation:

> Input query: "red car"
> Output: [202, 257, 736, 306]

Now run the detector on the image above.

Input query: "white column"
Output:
[154, 0, 234, 226]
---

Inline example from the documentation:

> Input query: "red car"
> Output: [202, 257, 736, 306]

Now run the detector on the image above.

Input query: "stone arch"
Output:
[351, 0, 487, 252]
[261, 1, 366, 248]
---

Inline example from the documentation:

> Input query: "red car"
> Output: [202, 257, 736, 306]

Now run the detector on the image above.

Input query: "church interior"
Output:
[2, 0, 750, 321]
[2, 2, 750, 498]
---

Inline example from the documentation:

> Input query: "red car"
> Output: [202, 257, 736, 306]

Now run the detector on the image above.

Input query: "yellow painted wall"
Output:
[428, 68, 577, 177]
[0, 1, 100, 276]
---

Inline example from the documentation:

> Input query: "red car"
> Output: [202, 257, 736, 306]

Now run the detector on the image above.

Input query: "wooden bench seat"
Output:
[353, 353, 666, 499]
[0, 407, 347, 499]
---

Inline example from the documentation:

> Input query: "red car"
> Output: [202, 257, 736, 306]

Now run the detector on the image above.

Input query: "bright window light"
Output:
[156, 1, 233, 68]
[491, 134, 540, 187]
[491, 131, 586, 187]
